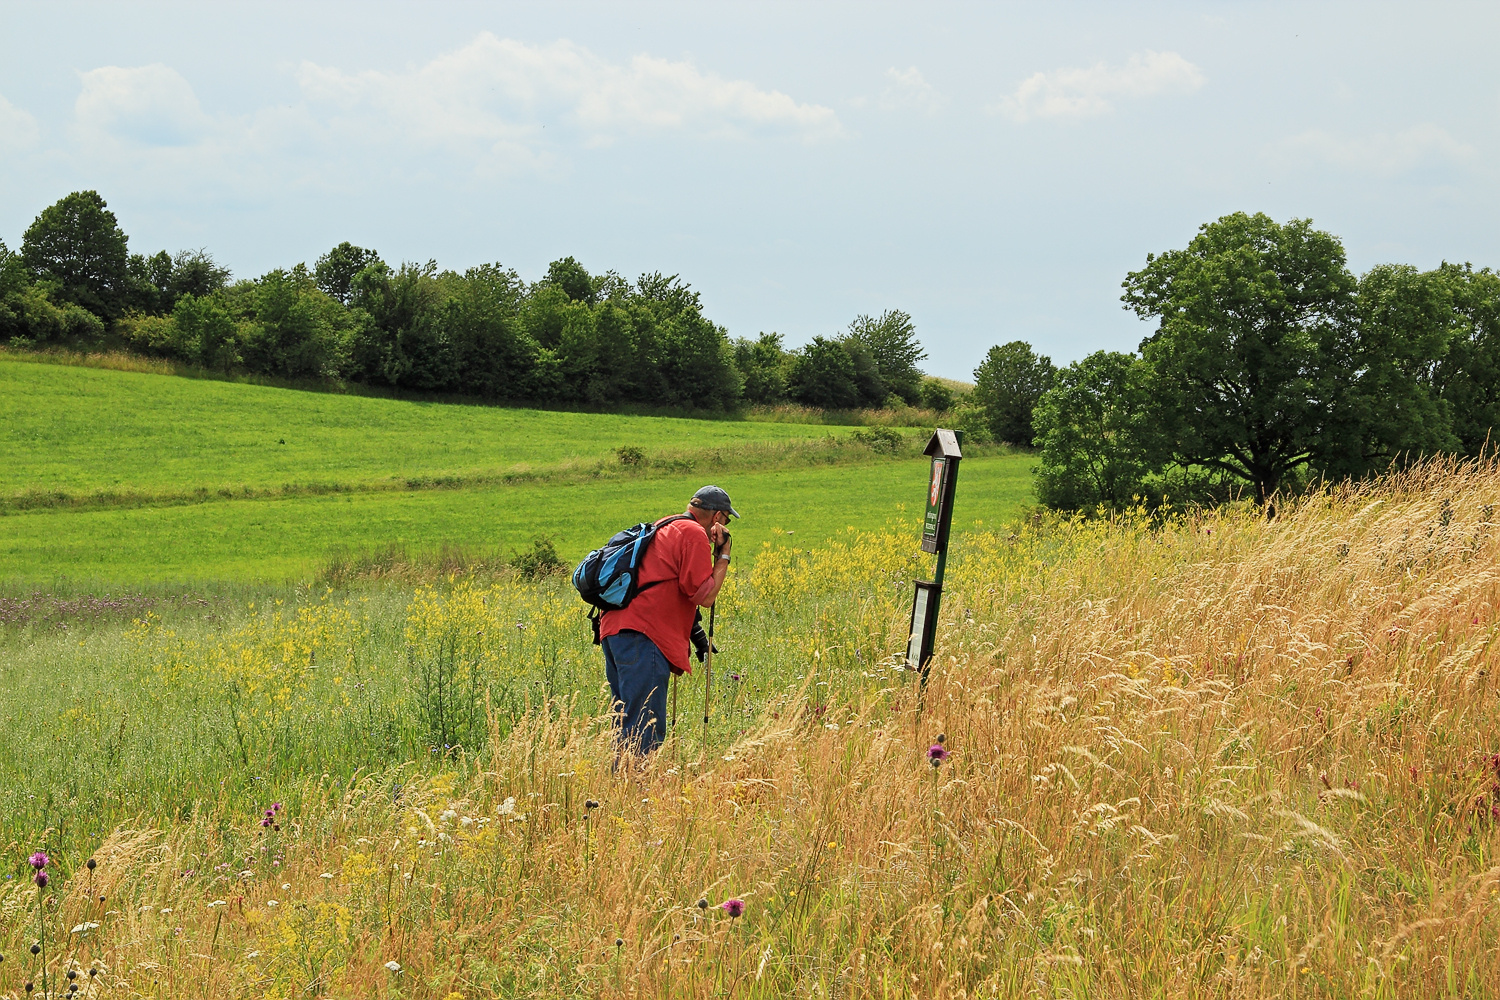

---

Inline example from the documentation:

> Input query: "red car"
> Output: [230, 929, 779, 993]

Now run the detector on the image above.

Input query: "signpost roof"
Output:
[924, 429, 962, 459]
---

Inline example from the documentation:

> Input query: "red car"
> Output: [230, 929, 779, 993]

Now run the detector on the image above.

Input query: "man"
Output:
[599, 484, 737, 754]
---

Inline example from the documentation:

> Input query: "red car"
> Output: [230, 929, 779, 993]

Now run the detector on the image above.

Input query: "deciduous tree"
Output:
[1317, 264, 1458, 477]
[844, 309, 926, 404]
[20, 191, 131, 319]
[1123, 212, 1357, 501]
[1433, 264, 1500, 456]
[788, 336, 861, 409]
[315, 242, 384, 305]
[1033, 351, 1167, 511]
[972, 340, 1055, 445]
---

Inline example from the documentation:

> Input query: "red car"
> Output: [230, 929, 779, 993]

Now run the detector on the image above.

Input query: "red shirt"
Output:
[600, 515, 713, 674]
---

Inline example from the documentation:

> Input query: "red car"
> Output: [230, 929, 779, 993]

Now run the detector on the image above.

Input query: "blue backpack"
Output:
[573, 514, 694, 615]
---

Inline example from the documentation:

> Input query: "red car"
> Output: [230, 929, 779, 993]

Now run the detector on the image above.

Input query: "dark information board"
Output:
[908, 429, 963, 677]
[921, 457, 947, 553]
[919, 429, 961, 555]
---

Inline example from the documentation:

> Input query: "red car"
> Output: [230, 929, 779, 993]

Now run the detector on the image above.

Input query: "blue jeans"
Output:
[602, 630, 673, 754]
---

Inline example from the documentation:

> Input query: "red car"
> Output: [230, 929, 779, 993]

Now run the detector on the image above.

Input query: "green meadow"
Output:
[0, 456, 1031, 582]
[1, 356, 1033, 583]
[1, 356, 861, 499]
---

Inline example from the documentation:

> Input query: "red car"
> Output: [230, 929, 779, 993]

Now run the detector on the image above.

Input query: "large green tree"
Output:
[20, 190, 131, 319]
[788, 336, 861, 409]
[733, 333, 789, 405]
[545, 256, 598, 304]
[972, 340, 1056, 445]
[1033, 351, 1167, 511]
[239, 265, 357, 379]
[1433, 264, 1500, 456]
[844, 309, 926, 405]
[315, 242, 384, 305]
[1122, 212, 1358, 502]
[1317, 264, 1458, 477]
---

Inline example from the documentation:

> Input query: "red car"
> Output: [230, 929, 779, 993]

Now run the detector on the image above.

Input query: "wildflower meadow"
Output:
[4, 457, 1500, 996]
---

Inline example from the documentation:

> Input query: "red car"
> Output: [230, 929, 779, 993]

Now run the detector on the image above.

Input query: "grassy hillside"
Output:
[2, 460, 1497, 996]
[1, 355, 1033, 583]
[0, 356, 866, 499]
[0, 456, 1032, 582]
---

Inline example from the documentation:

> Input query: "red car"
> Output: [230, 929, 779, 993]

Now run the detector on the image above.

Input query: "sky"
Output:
[2, 1, 1498, 380]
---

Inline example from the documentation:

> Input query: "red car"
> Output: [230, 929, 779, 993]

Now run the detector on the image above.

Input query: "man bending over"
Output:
[599, 485, 737, 754]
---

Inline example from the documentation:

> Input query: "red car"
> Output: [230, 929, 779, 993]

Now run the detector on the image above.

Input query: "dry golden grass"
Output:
[10, 457, 1500, 998]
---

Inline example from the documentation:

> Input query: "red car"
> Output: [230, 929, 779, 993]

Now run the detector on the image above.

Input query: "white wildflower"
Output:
[385, 960, 402, 973]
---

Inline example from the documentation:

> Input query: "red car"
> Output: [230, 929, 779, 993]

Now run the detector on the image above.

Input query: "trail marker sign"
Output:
[907, 428, 962, 675]
[920, 428, 961, 554]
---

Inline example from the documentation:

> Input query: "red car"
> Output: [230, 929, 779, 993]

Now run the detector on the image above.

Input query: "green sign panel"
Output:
[921, 457, 947, 554]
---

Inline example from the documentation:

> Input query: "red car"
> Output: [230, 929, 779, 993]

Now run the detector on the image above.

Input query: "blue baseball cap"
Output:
[690, 484, 740, 518]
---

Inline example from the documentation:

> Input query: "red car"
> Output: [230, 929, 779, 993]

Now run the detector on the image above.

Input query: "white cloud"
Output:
[40, 38, 837, 195]
[993, 51, 1203, 121]
[296, 33, 840, 150]
[75, 64, 211, 146]
[1268, 124, 1475, 178]
[0, 93, 40, 152]
[878, 66, 945, 114]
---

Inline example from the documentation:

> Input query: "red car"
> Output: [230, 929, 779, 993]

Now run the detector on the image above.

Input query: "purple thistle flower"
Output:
[28, 852, 48, 870]
[720, 898, 745, 918]
[927, 745, 950, 767]
[34, 871, 48, 889]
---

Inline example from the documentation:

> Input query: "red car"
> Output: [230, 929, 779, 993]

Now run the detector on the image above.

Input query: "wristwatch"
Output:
[717, 554, 731, 564]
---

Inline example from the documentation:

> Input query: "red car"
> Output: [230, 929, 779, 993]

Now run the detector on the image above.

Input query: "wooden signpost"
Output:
[907, 428, 962, 677]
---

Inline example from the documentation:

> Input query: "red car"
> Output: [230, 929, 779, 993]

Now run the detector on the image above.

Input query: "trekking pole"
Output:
[702, 603, 717, 736]
[671, 674, 678, 728]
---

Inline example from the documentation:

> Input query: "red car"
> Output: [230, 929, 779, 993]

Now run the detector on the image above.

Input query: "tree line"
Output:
[0, 191, 949, 412]
[967, 212, 1500, 508]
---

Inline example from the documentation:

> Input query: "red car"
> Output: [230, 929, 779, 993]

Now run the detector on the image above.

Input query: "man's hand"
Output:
[692, 524, 732, 607]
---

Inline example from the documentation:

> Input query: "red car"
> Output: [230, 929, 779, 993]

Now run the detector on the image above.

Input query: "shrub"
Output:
[850, 426, 905, 454]
[5, 287, 106, 343]
[919, 379, 955, 413]
[949, 401, 994, 445]
[512, 537, 566, 580]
